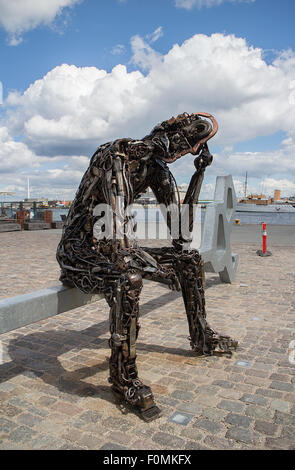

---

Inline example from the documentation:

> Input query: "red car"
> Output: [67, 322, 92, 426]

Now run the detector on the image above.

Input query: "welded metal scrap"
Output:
[57, 112, 237, 421]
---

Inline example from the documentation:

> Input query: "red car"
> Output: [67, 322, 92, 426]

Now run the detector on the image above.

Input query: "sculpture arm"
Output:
[147, 159, 180, 241]
[96, 150, 134, 249]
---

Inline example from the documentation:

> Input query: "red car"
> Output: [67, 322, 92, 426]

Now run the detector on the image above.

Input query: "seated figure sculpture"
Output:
[56, 112, 238, 421]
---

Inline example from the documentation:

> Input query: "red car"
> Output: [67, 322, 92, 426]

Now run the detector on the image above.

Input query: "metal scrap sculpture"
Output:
[57, 112, 237, 421]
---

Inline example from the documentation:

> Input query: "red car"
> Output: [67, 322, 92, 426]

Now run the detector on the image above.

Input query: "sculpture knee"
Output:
[119, 271, 143, 313]
[174, 249, 202, 280]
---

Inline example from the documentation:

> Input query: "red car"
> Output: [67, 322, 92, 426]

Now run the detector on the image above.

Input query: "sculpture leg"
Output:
[105, 271, 161, 421]
[174, 249, 238, 356]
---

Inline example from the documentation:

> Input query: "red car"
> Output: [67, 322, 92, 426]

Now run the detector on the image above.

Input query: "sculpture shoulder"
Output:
[69, 139, 136, 209]
[89, 138, 137, 169]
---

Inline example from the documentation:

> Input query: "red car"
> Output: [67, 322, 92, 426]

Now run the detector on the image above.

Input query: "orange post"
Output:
[262, 222, 267, 254]
[257, 221, 272, 257]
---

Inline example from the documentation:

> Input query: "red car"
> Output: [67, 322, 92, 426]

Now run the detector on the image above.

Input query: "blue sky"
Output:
[2, 0, 295, 94]
[1, 0, 295, 199]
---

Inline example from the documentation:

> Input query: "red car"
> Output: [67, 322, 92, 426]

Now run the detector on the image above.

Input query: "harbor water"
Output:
[49, 205, 295, 226]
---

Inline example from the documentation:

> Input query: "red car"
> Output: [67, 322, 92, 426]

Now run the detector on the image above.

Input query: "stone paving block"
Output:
[50, 401, 83, 416]
[8, 425, 37, 443]
[34, 419, 67, 435]
[193, 417, 225, 434]
[227, 373, 244, 384]
[245, 405, 274, 422]
[16, 413, 43, 427]
[225, 413, 252, 428]
[280, 425, 295, 441]
[133, 438, 161, 450]
[0, 417, 18, 434]
[252, 362, 274, 371]
[78, 410, 103, 423]
[284, 393, 295, 404]
[0, 403, 22, 418]
[217, 388, 243, 400]
[170, 390, 195, 401]
[225, 427, 257, 445]
[254, 420, 278, 436]
[61, 427, 83, 443]
[184, 441, 209, 450]
[201, 407, 227, 421]
[244, 376, 269, 387]
[175, 402, 203, 415]
[270, 381, 294, 392]
[270, 373, 291, 382]
[83, 422, 106, 435]
[29, 433, 61, 450]
[58, 443, 87, 450]
[240, 393, 269, 406]
[255, 388, 283, 399]
[274, 411, 295, 426]
[265, 437, 295, 450]
[105, 430, 135, 446]
[79, 433, 104, 449]
[102, 416, 135, 433]
[204, 435, 243, 450]
[212, 380, 233, 389]
[152, 432, 185, 449]
[218, 400, 245, 413]
[244, 369, 270, 379]
[194, 394, 220, 407]
[270, 399, 292, 413]
[180, 427, 204, 441]
[156, 396, 179, 408]
[37, 396, 57, 407]
[100, 442, 128, 450]
[233, 383, 255, 394]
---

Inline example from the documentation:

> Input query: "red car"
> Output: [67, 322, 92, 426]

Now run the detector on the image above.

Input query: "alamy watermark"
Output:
[0, 81, 3, 105]
[92, 199, 202, 247]
[288, 340, 295, 365]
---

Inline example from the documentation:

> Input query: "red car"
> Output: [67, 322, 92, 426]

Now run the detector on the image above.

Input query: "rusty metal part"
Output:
[160, 112, 218, 163]
[56, 111, 237, 420]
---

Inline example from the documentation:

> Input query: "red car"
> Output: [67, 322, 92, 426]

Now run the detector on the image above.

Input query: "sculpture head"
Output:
[147, 112, 218, 163]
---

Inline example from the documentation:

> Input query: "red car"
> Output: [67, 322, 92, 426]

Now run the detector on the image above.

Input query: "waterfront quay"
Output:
[0, 226, 294, 450]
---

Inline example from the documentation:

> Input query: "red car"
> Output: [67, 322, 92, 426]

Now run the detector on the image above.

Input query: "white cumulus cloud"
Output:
[2, 32, 295, 198]
[146, 26, 164, 44]
[175, 0, 255, 9]
[0, 126, 40, 173]
[0, 0, 81, 45]
[5, 34, 295, 152]
[111, 44, 126, 55]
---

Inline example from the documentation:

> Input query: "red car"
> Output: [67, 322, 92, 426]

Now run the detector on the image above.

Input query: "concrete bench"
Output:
[0, 285, 103, 335]
[0, 223, 21, 232]
[51, 221, 64, 229]
[24, 222, 51, 230]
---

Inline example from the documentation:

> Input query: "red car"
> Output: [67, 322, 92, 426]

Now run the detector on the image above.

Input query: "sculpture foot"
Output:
[211, 335, 238, 356]
[191, 328, 238, 357]
[111, 380, 161, 422]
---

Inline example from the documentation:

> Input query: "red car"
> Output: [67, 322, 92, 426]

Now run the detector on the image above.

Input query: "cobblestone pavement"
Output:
[0, 230, 294, 450]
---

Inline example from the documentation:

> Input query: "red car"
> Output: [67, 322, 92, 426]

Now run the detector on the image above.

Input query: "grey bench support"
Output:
[197, 175, 239, 283]
[0, 285, 103, 335]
